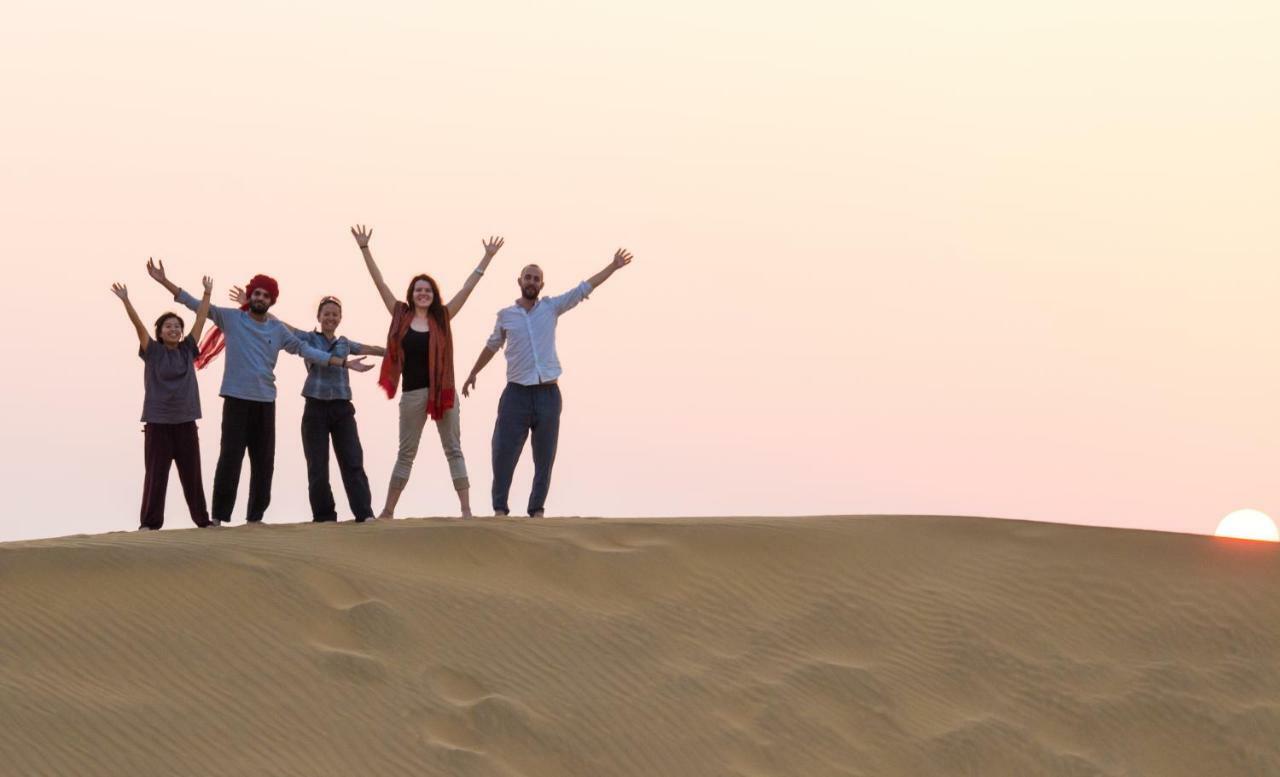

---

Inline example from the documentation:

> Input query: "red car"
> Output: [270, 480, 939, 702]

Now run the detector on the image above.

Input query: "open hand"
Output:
[351, 224, 373, 248]
[146, 257, 167, 283]
[612, 248, 634, 270]
[228, 285, 247, 305]
[202, 276, 214, 296]
[346, 356, 374, 373]
[482, 235, 505, 259]
[111, 282, 128, 300]
[461, 373, 477, 397]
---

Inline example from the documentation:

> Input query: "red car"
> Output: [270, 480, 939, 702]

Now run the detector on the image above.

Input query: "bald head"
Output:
[518, 264, 544, 301]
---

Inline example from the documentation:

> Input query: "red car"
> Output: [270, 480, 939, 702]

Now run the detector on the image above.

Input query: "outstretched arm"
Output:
[351, 225, 398, 315]
[191, 276, 214, 342]
[446, 236, 504, 319]
[461, 346, 500, 397]
[111, 283, 150, 352]
[586, 248, 634, 291]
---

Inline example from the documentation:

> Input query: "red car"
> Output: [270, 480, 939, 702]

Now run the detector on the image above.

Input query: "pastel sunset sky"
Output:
[2, 0, 1277, 541]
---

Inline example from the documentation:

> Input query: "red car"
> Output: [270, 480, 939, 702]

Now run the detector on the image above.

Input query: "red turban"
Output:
[195, 274, 282, 369]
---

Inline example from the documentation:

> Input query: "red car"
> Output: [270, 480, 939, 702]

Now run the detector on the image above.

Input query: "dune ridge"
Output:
[1, 515, 1278, 776]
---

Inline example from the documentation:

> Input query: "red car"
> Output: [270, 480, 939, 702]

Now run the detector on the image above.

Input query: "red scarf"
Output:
[377, 302, 456, 420]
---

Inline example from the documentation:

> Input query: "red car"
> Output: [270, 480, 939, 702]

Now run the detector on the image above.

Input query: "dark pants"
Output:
[301, 398, 373, 522]
[491, 383, 562, 516]
[141, 421, 211, 529]
[212, 397, 275, 523]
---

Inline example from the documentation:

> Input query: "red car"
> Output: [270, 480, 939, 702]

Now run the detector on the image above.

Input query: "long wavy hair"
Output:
[405, 274, 448, 327]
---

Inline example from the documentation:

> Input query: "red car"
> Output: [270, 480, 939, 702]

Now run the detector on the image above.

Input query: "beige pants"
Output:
[391, 388, 468, 491]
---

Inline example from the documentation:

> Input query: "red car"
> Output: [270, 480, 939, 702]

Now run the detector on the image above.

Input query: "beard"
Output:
[249, 300, 270, 315]
[521, 285, 540, 300]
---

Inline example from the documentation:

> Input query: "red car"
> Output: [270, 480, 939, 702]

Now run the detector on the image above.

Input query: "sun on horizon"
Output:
[1214, 509, 1279, 542]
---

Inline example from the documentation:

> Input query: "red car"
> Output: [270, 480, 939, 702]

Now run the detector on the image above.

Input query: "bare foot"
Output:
[376, 512, 395, 520]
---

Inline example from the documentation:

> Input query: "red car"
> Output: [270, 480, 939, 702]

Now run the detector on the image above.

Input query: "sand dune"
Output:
[1, 516, 1278, 776]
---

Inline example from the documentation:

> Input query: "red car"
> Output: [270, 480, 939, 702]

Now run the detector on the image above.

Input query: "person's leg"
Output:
[171, 421, 211, 527]
[434, 403, 471, 517]
[331, 400, 374, 521]
[244, 400, 276, 523]
[140, 423, 173, 530]
[212, 398, 251, 523]
[527, 384, 563, 517]
[490, 383, 531, 516]
[301, 399, 337, 522]
[381, 388, 430, 519]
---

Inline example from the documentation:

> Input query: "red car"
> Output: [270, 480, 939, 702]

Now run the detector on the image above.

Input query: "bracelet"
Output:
[473, 268, 484, 276]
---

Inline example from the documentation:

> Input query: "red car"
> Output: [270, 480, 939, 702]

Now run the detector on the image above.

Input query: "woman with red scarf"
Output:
[352, 225, 504, 518]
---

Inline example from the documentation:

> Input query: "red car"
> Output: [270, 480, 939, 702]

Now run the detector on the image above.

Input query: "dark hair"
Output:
[316, 295, 342, 317]
[154, 312, 185, 341]
[405, 274, 448, 327]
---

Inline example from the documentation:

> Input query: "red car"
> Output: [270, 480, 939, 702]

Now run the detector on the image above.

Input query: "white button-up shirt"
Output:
[486, 281, 592, 385]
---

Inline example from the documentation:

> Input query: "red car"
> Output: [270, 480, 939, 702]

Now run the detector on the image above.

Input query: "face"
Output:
[317, 302, 342, 332]
[160, 316, 184, 345]
[412, 280, 434, 309]
[248, 287, 274, 315]
[519, 265, 544, 301]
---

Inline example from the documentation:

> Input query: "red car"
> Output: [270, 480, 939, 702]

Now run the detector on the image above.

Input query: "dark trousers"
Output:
[301, 398, 374, 522]
[491, 383, 562, 515]
[212, 397, 275, 523]
[141, 421, 211, 529]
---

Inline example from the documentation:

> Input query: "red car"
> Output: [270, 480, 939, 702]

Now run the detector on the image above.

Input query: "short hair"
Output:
[153, 312, 185, 341]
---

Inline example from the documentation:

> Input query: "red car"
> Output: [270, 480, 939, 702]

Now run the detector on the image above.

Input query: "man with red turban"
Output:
[148, 259, 360, 524]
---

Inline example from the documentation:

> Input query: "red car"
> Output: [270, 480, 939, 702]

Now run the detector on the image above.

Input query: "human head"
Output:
[519, 264, 544, 301]
[245, 274, 280, 316]
[316, 296, 342, 333]
[154, 312, 185, 345]
[405, 274, 445, 321]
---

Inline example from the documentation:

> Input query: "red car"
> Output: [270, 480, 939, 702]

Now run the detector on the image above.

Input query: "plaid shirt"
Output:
[294, 330, 365, 401]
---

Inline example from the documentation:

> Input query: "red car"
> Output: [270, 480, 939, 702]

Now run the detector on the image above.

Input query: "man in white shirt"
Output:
[462, 248, 634, 516]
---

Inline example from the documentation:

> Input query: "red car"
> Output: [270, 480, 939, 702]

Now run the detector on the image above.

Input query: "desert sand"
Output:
[1, 515, 1278, 776]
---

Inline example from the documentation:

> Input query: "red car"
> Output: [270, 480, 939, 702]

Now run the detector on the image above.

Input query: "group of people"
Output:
[112, 226, 634, 530]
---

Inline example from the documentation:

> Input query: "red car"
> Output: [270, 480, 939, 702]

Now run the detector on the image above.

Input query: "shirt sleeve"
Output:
[545, 281, 592, 315]
[279, 325, 335, 366]
[138, 339, 156, 360]
[175, 289, 229, 328]
[347, 340, 364, 356]
[485, 313, 507, 351]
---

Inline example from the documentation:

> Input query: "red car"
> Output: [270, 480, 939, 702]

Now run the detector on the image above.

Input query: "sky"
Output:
[1, 0, 1277, 542]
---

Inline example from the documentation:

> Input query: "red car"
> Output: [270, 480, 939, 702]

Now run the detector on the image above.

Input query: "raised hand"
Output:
[202, 276, 214, 296]
[146, 257, 167, 283]
[346, 356, 374, 373]
[228, 285, 247, 305]
[351, 224, 373, 248]
[612, 248, 634, 270]
[462, 373, 477, 397]
[111, 282, 129, 300]
[482, 236, 505, 259]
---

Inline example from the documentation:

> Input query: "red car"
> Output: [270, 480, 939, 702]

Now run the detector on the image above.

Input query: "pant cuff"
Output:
[452, 476, 470, 492]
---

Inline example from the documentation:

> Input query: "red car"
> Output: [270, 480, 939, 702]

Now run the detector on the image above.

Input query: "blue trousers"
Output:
[491, 383, 562, 515]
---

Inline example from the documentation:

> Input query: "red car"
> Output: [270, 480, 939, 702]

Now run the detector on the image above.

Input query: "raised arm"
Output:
[149, 257, 227, 326]
[446, 236, 504, 319]
[351, 225, 398, 315]
[586, 248, 634, 291]
[145, 257, 180, 297]
[191, 276, 214, 342]
[228, 285, 307, 336]
[110, 283, 150, 352]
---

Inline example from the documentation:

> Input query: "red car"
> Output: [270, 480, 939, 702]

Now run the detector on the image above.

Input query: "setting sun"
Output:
[1214, 509, 1280, 542]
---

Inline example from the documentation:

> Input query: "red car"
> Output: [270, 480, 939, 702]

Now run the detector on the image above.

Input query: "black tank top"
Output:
[401, 328, 430, 391]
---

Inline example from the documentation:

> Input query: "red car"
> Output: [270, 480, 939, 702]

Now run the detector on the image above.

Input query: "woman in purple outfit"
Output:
[111, 273, 216, 530]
